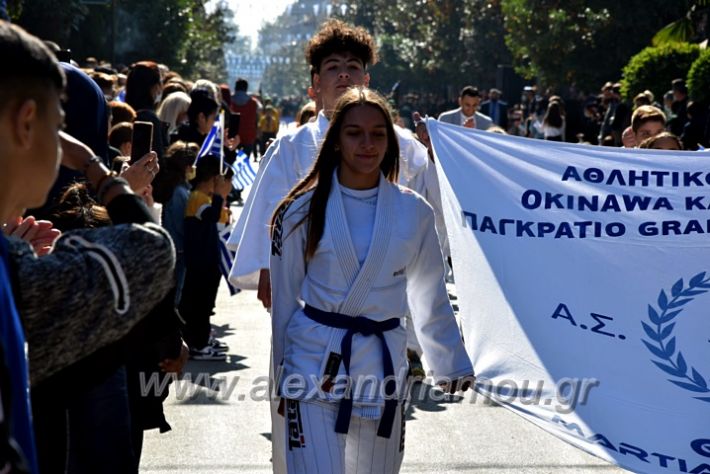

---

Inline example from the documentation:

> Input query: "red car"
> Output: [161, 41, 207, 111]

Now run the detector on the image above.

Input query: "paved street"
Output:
[140, 284, 628, 473]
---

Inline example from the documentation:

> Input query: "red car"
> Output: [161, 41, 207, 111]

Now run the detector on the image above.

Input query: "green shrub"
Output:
[687, 48, 710, 104]
[621, 43, 700, 102]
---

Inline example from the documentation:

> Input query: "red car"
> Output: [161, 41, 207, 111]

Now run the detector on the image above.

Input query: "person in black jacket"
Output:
[125, 61, 167, 159]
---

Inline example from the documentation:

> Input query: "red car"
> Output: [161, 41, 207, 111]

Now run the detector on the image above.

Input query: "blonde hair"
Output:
[631, 105, 666, 132]
[157, 91, 191, 134]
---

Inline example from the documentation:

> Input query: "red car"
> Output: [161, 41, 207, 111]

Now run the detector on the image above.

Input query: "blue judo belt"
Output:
[303, 304, 400, 438]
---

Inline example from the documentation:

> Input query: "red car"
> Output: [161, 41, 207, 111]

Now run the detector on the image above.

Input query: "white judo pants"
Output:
[282, 399, 405, 474]
[405, 313, 422, 355]
[270, 350, 287, 473]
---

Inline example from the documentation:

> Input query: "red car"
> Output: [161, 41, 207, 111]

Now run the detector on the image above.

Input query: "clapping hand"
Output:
[2, 216, 61, 256]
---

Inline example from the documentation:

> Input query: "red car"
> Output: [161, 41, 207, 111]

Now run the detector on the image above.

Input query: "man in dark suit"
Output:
[480, 88, 508, 129]
[438, 86, 492, 130]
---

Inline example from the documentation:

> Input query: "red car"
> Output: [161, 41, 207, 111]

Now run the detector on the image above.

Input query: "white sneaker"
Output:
[190, 346, 226, 361]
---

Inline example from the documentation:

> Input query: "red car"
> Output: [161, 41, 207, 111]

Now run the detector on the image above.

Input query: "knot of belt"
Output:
[303, 304, 400, 438]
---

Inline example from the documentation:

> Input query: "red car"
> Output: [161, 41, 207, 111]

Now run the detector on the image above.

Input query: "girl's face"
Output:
[337, 104, 388, 189]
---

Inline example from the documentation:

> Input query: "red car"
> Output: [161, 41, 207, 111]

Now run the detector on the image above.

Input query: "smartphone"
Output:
[130, 121, 153, 163]
[228, 112, 241, 139]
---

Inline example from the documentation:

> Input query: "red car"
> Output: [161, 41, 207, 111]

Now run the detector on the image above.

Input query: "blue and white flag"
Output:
[197, 116, 256, 191]
[196, 115, 222, 163]
[225, 151, 257, 191]
[218, 225, 239, 296]
[428, 119, 710, 474]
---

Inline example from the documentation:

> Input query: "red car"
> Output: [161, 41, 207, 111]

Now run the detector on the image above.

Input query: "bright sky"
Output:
[222, 0, 297, 51]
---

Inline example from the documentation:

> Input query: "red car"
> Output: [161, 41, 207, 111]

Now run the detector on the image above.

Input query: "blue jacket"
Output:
[0, 234, 38, 473]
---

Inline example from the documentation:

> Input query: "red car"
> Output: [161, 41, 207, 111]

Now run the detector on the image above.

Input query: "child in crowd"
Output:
[179, 154, 233, 360]
[152, 141, 199, 305]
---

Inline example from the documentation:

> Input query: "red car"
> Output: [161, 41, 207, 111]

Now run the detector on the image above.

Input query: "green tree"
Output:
[179, 0, 236, 82]
[11, 0, 89, 47]
[500, 0, 686, 91]
[652, 0, 710, 46]
[687, 49, 710, 104]
[336, 0, 512, 96]
[257, 0, 318, 97]
[13, 0, 237, 81]
[620, 43, 700, 103]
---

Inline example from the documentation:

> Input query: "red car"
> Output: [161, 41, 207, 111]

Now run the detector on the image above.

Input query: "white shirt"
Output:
[340, 184, 378, 265]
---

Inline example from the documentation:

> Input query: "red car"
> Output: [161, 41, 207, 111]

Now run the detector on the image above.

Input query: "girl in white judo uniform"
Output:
[269, 87, 473, 474]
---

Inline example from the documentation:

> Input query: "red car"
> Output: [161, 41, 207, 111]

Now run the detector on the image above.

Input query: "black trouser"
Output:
[179, 265, 221, 349]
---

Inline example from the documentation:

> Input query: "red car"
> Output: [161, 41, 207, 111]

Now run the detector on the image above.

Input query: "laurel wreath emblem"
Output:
[642, 271, 710, 402]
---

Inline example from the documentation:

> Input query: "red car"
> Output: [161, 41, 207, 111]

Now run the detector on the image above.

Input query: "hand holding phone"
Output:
[130, 121, 154, 164]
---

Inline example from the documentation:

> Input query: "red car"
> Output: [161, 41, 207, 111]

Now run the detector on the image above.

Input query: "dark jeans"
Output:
[66, 366, 136, 474]
[179, 265, 221, 349]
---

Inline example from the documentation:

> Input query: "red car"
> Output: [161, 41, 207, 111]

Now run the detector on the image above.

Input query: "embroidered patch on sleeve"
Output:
[271, 206, 287, 257]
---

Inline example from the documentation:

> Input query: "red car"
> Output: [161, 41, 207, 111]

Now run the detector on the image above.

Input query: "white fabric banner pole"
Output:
[427, 118, 710, 474]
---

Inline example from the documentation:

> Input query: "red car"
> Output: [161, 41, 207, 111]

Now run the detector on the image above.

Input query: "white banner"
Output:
[427, 119, 710, 474]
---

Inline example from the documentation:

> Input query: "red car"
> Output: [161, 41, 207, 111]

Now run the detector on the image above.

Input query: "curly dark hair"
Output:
[305, 19, 377, 73]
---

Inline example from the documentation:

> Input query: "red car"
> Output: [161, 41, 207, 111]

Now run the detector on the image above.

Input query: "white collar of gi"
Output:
[317, 110, 330, 133]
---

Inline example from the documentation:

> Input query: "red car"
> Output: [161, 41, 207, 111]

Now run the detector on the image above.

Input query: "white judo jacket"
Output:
[227, 112, 431, 290]
[269, 173, 472, 410]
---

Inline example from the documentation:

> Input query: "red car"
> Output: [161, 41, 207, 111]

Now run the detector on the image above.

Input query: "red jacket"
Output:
[230, 96, 258, 145]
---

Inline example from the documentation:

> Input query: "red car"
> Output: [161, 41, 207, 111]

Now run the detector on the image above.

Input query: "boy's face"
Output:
[634, 120, 665, 144]
[0, 88, 65, 220]
[314, 52, 369, 116]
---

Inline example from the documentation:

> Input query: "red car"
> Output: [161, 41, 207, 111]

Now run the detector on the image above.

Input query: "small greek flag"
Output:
[196, 115, 222, 162]
[218, 226, 239, 296]
[224, 151, 257, 190]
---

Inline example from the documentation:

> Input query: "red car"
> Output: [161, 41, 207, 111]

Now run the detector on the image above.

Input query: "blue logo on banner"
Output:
[642, 272, 710, 403]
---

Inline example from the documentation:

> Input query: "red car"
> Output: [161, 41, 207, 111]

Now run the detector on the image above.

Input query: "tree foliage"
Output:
[500, 0, 686, 91]
[687, 49, 710, 104]
[652, 0, 710, 46]
[257, 0, 511, 99]
[620, 43, 700, 103]
[12, 0, 237, 81]
[257, 1, 317, 97]
[337, 0, 512, 95]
